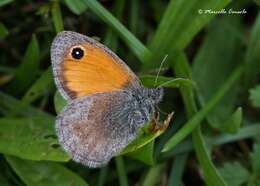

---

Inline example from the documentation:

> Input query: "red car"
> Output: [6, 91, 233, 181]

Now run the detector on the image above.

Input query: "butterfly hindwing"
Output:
[56, 91, 137, 168]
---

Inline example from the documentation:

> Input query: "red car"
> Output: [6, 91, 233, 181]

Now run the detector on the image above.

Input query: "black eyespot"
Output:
[71, 47, 84, 60]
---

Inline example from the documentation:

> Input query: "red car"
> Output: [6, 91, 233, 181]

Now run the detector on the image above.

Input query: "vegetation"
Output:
[0, 0, 260, 185]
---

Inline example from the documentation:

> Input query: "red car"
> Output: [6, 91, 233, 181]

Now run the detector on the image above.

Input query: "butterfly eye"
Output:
[71, 47, 84, 60]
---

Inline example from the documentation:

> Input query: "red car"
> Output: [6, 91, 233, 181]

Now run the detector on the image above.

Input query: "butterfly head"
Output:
[147, 87, 164, 104]
[134, 87, 163, 105]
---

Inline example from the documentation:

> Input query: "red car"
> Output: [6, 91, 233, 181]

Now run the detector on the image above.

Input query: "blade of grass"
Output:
[192, 126, 228, 186]
[0, 92, 52, 118]
[7, 34, 40, 96]
[163, 64, 243, 152]
[141, 164, 165, 186]
[64, 0, 87, 15]
[244, 13, 260, 88]
[192, 16, 243, 133]
[51, 1, 64, 33]
[129, 0, 138, 34]
[22, 67, 54, 103]
[115, 156, 128, 186]
[8, 67, 54, 116]
[162, 123, 260, 157]
[145, 0, 232, 69]
[0, 0, 13, 7]
[104, 0, 125, 51]
[82, 0, 151, 63]
[0, 22, 8, 38]
[167, 154, 187, 186]
[173, 52, 228, 186]
[98, 166, 108, 186]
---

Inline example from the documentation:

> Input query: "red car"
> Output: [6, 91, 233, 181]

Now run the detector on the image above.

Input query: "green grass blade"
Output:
[192, 16, 243, 133]
[0, 22, 8, 38]
[163, 65, 243, 152]
[141, 164, 165, 186]
[244, 13, 260, 88]
[22, 67, 54, 103]
[115, 156, 128, 186]
[98, 166, 108, 186]
[82, 0, 150, 63]
[64, 0, 87, 15]
[0, 0, 13, 7]
[162, 123, 260, 157]
[129, 0, 138, 34]
[192, 126, 228, 186]
[6, 156, 88, 186]
[104, 0, 126, 51]
[145, 0, 232, 69]
[7, 34, 40, 95]
[8, 67, 54, 116]
[167, 154, 187, 186]
[52, 1, 64, 33]
[0, 91, 51, 118]
[173, 52, 228, 186]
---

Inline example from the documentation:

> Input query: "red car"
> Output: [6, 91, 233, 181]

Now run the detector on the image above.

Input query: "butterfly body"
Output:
[51, 31, 163, 168]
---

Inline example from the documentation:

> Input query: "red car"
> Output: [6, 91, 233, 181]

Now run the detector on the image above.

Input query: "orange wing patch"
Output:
[61, 43, 135, 98]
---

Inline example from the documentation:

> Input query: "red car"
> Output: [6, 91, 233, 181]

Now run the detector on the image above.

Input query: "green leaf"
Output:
[9, 67, 54, 116]
[7, 34, 40, 95]
[244, 13, 260, 87]
[126, 141, 154, 165]
[249, 85, 260, 108]
[0, 0, 13, 7]
[216, 107, 242, 134]
[115, 156, 128, 186]
[82, 0, 150, 63]
[219, 162, 250, 186]
[54, 91, 67, 114]
[0, 91, 51, 118]
[145, 0, 232, 69]
[0, 117, 69, 162]
[192, 16, 242, 133]
[6, 156, 89, 186]
[0, 22, 8, 38]
[64, 0, 88, 15]
[52, 1, 64, 33]
[120, 124, 167, 155]
[251, 143, 260, 175]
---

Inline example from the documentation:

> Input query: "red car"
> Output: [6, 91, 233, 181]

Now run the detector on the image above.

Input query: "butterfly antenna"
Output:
[154, 54, 168, 87]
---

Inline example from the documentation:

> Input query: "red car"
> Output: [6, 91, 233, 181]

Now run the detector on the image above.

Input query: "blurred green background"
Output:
[1, 0, 260, 186]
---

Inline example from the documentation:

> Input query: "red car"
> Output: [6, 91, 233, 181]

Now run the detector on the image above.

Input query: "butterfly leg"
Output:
[150, 112, 174, 132]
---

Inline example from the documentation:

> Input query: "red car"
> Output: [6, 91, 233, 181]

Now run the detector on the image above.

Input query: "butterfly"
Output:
[51, 31, 167, 168]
